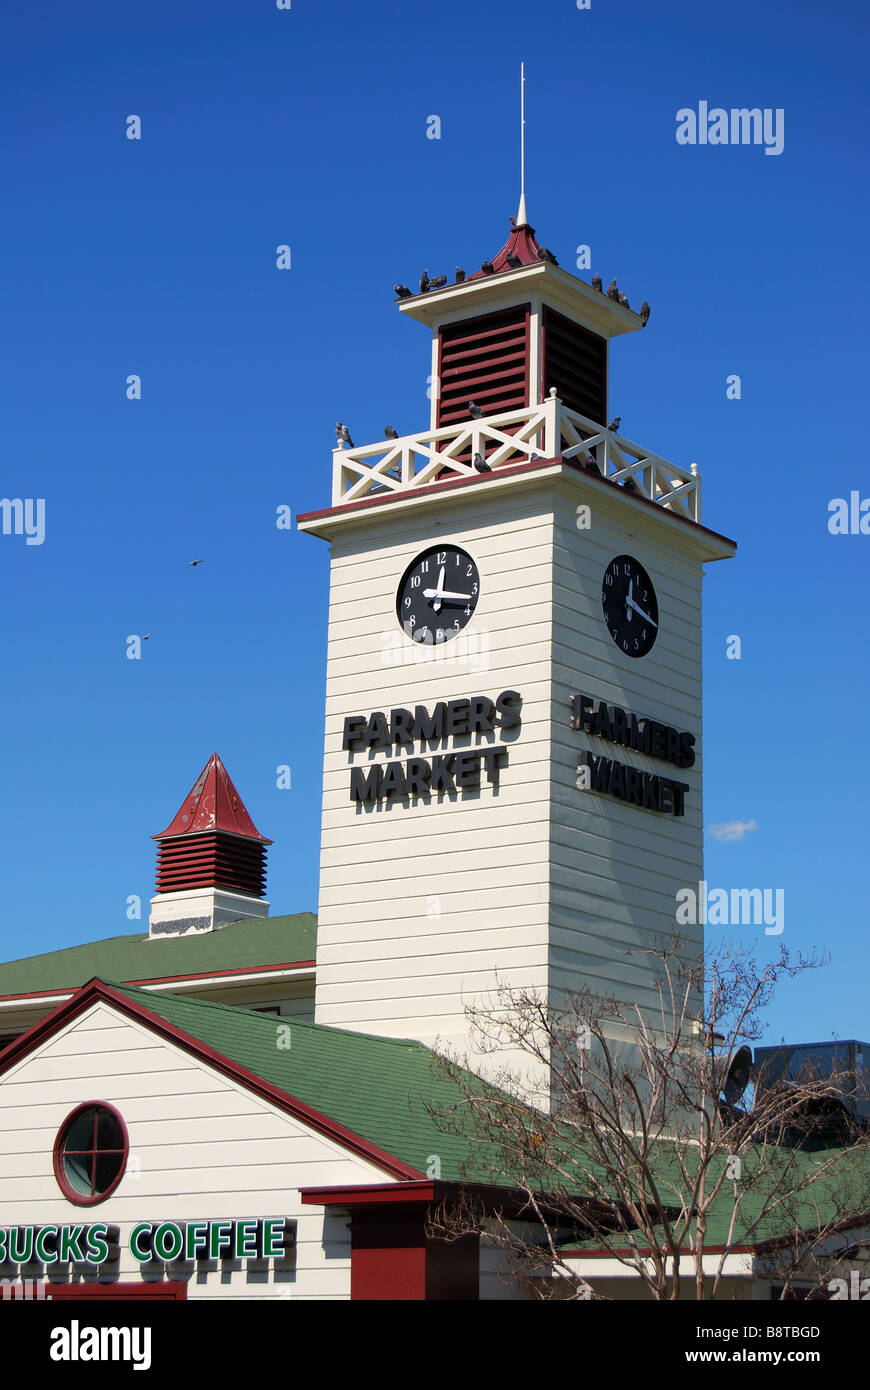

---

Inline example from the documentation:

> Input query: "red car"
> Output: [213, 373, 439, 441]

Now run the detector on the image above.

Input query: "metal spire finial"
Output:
[517, 61, 528, 226]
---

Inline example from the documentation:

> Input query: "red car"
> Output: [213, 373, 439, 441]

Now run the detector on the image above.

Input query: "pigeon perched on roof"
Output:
[509, 215, 518, 227]
[618, 292, 630, 308]
[622, 476, 642, 495]
[607, 417, 621, 433]
[583, 453, 602, 475]
[591, 273, 603, 293]
[468, 401, 484, 419]
[335, 422, 354, 448]
[419, 270, 431, 293]
[481, 260, 495, 275]
[639, 300, 651, 326]
[473, 453, 491, 473]
[429, 275, 447, 289]
[606, 280, 619, 300]
[385, 425, 399, 440]
[537, 247, 558, 265]
[394, 283, 412, 298]
[506, 251, 522, 268]
[455, 267, 466, 283]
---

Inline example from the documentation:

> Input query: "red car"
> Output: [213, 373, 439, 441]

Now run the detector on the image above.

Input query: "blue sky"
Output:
[2, 0, 868, 1046]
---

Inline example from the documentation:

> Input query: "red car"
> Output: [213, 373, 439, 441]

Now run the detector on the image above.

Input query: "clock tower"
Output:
[297, 217, 735, 1084]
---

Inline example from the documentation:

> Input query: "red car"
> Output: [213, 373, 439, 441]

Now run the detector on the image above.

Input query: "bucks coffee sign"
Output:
[343, 691, 522, 803]
[0, 1217, 294, 1268]
[571, 693, 694, 817]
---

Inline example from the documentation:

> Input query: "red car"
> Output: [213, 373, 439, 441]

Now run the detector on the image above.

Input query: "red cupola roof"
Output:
[467, 221, 544, 279]
[153, 753, 271, 844]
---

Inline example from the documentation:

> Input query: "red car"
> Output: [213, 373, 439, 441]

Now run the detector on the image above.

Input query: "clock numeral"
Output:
[420, 561, 429, 573]
[604, 574, 613, 587]
[623, 639, 629, 651]
[471, 583, 478, 595]
[453, 619, 460, 631]
[464, 605, 471, 617]
[623, 563, 631, 576]
[466, 564, 473, 577]
[437, 551, 447, 563]
[403, 597, 411, 609]
[411, 575, 421, 588]
[612, 629, 619, 640]
[408, 614, 416, 628]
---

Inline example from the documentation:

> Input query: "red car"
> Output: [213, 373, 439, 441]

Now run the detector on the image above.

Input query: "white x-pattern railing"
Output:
[332, 391, 701, 523]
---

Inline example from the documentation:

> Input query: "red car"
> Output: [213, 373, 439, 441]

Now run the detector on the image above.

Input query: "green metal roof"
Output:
[108, 980, 503, 1184]
[0, 913, 317, 998]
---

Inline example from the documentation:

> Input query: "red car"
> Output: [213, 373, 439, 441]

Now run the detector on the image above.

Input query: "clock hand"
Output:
[626, 595, 658, 628]
[431, 564, 446, 613]
[626, 577, 633, 623]
[422, 587, 472, 601]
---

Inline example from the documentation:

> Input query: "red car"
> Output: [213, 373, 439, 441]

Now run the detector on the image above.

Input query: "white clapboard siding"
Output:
[0, 1001, 395, 1300]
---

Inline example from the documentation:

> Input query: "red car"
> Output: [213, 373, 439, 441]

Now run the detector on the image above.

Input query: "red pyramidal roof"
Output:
[468, 222, 543, 279]
[153, 753, 272, 843]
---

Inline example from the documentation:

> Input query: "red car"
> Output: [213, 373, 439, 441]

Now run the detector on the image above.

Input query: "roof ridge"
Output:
[109, 979, 431, 1053]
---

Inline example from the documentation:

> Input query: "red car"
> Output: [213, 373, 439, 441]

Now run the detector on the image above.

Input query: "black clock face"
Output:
[602, 555, 659, 658]
[397, 545, 480, 644]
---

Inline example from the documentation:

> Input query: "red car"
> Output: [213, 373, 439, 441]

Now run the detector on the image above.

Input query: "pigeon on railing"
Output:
[335, 422, 354, 448]
[385, 426, 399, 440]
[639, 300, 651, 326]
[473, 453, 491, 473]
[591, 274, 603, 292]
[606, 280, 619, 300]
[468, 401, 484, 419]
[607, 417, 621, 433]
[394, 284, 412, 298]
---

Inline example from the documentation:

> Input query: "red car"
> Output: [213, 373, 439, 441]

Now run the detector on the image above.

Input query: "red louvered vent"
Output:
[541, 306, 607, 425]
[437, 305, 530, 427]
[156, 833, 267, 899]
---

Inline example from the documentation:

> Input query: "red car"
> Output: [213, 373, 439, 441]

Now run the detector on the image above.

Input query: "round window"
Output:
[53, 1103, 128, 1205]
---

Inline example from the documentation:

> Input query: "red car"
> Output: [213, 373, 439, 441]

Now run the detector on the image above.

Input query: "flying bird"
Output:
[468, 401, 484, 419]
[188, 560, 204, 567]
[591, 273, 603, 292]
[419, 270, 431, 293]
[639, 300, 651, 326]
[473, 453, 491, 473]
[506, 251, 522, 268]
[429, 274, 447, 289]
[481, 260, 495, 275]
[607, 417, 621, 433]
[455, 267, 466, 283]
[537, 247, 558, 265]
[385, 425, 399, 440]
[394, 283, 412, 298]
[606, 280, 619, 300]
[618, 292, 630, 309]
[335, 422, 354, 448]
[142, 633, 151, 640]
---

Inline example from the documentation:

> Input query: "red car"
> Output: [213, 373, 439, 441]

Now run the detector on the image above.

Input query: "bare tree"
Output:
[425, 938, 870, 1300]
